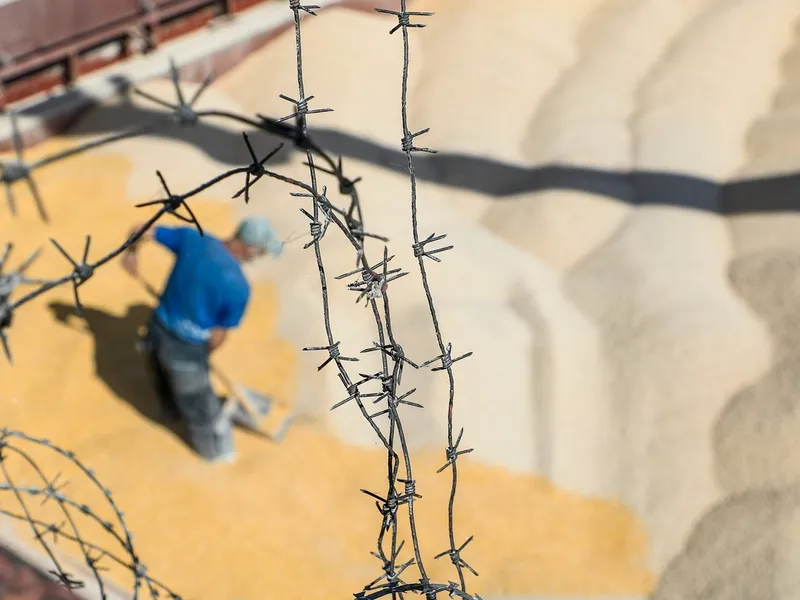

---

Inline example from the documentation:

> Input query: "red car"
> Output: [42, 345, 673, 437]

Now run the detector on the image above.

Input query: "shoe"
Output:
[208, 449, 237, 464]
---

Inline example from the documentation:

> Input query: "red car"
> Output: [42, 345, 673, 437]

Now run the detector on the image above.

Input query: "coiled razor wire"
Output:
[0, 2, 482, 598]
[0, 429, 180, 599]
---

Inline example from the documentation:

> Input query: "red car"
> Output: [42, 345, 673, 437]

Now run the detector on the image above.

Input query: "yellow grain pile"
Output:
[0, 133, 652, 598]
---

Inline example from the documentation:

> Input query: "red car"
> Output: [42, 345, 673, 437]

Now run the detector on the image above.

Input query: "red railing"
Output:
[0, 0, 270, 109]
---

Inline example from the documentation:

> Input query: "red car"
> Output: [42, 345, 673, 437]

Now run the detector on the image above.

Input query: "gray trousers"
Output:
[143, 317, 234, 462]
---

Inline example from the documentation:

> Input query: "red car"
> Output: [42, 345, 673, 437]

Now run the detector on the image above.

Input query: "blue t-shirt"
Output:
[152, 225, 250, 345]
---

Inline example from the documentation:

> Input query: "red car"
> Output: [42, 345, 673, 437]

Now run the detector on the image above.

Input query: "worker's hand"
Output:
[121, 250, 138, 277]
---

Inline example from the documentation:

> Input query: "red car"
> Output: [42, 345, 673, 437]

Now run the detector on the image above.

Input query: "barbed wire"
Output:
[0, 429, 181, 599]
[0, 1, 481, 598]
[381, 1, 475, 592]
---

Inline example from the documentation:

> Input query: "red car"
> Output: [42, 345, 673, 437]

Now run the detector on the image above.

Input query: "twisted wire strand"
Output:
[0, 429, 180, 599]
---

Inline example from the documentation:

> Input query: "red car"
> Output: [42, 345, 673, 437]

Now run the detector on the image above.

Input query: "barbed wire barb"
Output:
[0, 108, 49, 221]
[49, 236, 95, 317]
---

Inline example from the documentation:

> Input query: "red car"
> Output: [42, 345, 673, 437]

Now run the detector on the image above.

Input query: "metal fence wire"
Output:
[0, 429, 180, 599]
[0, 1, 482, 598]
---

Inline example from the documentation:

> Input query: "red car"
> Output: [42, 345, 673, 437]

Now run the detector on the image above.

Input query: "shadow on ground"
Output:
[20, 83, 800, 215]
[46, 301, 186, 441]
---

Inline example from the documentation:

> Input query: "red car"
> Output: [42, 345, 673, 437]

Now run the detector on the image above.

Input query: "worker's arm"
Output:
[125, 222, 154, 251]
[210, 283, 249, 353]
[121, 224, 185, 276]
[208, 328, 228, 353]
[121, 223, 149, 276]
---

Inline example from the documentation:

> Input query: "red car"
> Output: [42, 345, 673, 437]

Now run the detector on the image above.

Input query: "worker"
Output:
[120, 216, 283, 463]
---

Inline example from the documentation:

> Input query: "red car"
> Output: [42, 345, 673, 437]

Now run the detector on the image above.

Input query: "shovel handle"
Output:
[211, 364, 263, 423]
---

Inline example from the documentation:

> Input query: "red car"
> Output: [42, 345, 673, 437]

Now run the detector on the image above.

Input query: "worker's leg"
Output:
[148, 352, 182, 421]
[151, 327, 234, 463]
[142, 320, 182, 421]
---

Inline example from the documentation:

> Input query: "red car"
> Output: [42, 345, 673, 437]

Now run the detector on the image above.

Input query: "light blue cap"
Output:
[235, 216, 283, 256]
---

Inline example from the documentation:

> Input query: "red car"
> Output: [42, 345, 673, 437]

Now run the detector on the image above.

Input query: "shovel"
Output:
[212, 363, 298, 443]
